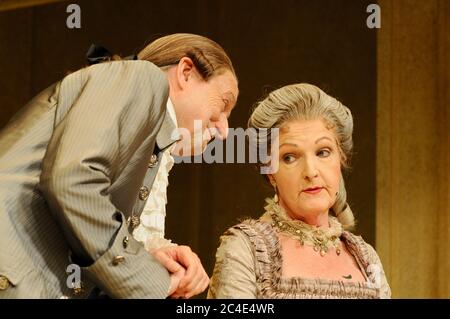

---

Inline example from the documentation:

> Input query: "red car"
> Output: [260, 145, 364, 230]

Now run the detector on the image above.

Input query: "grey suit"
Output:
[0, 60, 178, 298]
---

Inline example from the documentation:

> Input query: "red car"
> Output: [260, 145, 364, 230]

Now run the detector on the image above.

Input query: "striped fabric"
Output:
[0, 60, 178, 298]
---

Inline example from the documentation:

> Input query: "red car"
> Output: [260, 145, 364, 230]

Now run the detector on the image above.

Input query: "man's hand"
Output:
[151, 245, 209, 298]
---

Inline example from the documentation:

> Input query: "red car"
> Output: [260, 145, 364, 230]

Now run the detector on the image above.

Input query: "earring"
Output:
[273, 184, 279, 203]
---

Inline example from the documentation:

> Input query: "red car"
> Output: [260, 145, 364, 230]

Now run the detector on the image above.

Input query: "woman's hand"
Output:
[152, 245, 210, 298]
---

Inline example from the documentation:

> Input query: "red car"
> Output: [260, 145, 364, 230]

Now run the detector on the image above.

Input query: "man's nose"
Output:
[213, 114, 229, 140]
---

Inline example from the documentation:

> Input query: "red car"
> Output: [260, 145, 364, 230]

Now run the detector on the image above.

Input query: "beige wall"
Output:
[377, 0, 449, 298]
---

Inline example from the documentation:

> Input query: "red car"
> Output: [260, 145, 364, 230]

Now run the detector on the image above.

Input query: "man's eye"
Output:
[222, 99, 229, 111]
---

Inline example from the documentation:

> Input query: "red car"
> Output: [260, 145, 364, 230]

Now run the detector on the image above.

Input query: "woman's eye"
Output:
[317, 149, 331, 158]
[283, 154, 296, 163]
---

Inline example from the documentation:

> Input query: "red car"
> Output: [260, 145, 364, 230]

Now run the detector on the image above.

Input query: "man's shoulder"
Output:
[62, 60, 167, 91]
[87, 60, 166, 85]
[57, 60, 168, 111]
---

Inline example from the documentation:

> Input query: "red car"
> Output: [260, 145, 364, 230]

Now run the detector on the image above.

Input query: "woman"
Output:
[0, 33, 238, 298]
[208, 83, 390, 299]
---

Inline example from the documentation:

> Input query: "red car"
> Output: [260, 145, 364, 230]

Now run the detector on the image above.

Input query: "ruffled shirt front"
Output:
[132, 98, 177, 245]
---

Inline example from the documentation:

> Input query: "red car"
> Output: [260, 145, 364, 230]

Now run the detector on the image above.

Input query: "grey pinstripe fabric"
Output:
[0, 60, 178, 298]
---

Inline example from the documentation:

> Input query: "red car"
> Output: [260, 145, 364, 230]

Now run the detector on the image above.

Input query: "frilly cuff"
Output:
[145, 235, 178, 253]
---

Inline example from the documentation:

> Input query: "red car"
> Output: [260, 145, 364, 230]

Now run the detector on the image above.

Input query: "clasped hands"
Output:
[151, 245, 209, 299]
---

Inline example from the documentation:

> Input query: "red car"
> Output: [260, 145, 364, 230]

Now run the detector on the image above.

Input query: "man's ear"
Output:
[176, 57, 195, 90]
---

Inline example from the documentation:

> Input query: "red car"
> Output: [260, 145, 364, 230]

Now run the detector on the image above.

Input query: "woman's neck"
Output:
[280, 202, 330, 228]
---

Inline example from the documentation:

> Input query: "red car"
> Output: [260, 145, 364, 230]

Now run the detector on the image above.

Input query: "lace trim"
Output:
[232, 220, 381, 299]
[133, 97, 178, 247]
[133, 147, 175, 242]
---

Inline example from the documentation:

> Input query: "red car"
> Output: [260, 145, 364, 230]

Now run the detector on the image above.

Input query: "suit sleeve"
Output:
[40, 61, 171, 298]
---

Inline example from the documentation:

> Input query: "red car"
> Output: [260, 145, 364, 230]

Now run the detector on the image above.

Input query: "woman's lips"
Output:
[302, 187, 323, 194]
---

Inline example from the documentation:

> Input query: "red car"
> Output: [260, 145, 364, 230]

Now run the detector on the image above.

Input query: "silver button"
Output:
[127, 215, 140, 228]
[123, 236, 130, 249]
[139, 186, 149, 201]
[70, 281, 84, 296]
[148, 154, 158, 168]
[112, 256, 125, 266]
[0, 275, 10, 290]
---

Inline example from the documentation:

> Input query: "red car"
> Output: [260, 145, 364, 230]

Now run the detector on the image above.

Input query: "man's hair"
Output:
[137, 33, 236, 81]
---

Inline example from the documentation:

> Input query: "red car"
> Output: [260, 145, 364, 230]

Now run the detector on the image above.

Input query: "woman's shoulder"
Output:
[213, 220, 259, 270]
[224, 217, 274, 240]
[217, 217, 279, 261]
[342, 231, 383, 266]
[342, 232, 391, 297]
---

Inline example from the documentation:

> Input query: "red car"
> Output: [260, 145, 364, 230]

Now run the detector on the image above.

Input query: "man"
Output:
[0, 33, 238, 298]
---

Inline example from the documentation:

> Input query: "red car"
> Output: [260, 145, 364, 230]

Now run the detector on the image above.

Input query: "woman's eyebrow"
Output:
[315, 136, 333, 144]
[280, 142, 298, 148]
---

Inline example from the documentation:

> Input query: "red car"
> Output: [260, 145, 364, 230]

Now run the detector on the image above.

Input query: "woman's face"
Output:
[270, 119, 341, 222]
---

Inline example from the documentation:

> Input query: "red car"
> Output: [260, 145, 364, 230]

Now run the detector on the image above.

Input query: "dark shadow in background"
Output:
[0, 0, 376, 296]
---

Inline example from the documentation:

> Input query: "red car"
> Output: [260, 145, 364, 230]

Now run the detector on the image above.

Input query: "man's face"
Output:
[171, 68, 238, 156]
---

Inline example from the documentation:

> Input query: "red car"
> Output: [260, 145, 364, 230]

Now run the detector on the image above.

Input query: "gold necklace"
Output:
[265, 197, 343, 257]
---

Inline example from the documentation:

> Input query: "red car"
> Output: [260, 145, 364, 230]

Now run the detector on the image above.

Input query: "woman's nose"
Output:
[303, 158, 319, 179]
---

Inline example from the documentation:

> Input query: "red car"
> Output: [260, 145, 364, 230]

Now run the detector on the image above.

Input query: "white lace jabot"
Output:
[132, 98, 178, 250]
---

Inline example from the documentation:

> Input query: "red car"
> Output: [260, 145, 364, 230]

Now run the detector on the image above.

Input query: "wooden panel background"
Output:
[377, 0, 449, 298]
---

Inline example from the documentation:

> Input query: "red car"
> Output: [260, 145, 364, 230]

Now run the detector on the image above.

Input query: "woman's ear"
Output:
[268, 174, 275, 186]
[176, 57, 195, 89]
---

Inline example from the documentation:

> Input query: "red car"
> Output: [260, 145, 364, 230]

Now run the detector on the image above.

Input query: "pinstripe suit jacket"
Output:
[0, 60, 179, 298]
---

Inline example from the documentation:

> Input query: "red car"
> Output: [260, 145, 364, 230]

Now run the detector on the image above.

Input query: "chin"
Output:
[183, 141, 207, 156]
[172, 137, 208, 157]
[296, 203, 332, 217]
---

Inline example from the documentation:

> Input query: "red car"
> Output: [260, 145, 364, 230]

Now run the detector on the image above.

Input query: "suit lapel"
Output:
[156, 104, 180, 151]
[132, 110, 180, 218]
